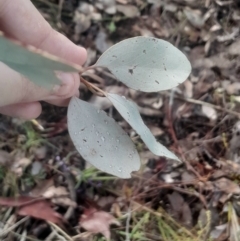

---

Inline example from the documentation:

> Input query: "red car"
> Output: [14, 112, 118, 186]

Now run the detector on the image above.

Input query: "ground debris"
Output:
[167, 191, 193, 228]
[80, 207, 120, 240]
[2, 0, 240, 240]
[0, 196, 64, 226]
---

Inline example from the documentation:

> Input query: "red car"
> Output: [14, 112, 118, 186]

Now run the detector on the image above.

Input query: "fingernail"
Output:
[53, 72, 74, 96]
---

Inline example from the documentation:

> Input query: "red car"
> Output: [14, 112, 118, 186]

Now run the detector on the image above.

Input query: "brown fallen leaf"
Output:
[0, 196, 63, 226]
[30, 179, 76, 207]
[214, 177, 240, 195]
[17, 199, 63, 226]
[43, 186, 77, 207]
[0, 196, 39, 207]
[30, 179, 55, 197]
[80, 208, 120, 240]
[96, 0, 116, 15]
[168, 191, 193, 228]
[116, 4, 140, 18]
[184, 8, 205, 28]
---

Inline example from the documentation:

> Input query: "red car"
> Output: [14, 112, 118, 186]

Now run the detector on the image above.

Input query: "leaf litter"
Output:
[80, 207, 120, 240]
[1, 0, 240, 240]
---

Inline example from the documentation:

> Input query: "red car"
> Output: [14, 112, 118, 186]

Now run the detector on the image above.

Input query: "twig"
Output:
[45, 230, 57, 241]
[49, 226, 66, 241]
[47, 221, 73, 241]
[57, 0, 64, 24]
[11, 231, 43, 241]
[80, 76, 107, 97]
[82, 65, 117, 83]
[81, 72, 105, 84]
[0, 216, 29, 237]
[83, 65, 98, 71]
[167, 89, 179, 149]
[64, 171, 77, 220]
[72, 231, 92, 240]
[94, 67, 117, 80]
[19, 229, 27, 241]
[193, 135, 222, 144]
[170, 186, 207, 208]
[106, 188, 195, 238]
[125, 206, 131, 241]
[175, 95, 240, 118]
[167, 90, 203, 179]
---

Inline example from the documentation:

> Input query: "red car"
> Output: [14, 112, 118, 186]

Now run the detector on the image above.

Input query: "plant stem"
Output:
[80, 76, 107, 97]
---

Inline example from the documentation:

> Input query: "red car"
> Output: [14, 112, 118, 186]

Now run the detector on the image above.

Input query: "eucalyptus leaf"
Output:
[96, 36, 191, 92]
[67, 97, 141, 178]
[0, 33, 81, 89]
[107, 93, 180, 161]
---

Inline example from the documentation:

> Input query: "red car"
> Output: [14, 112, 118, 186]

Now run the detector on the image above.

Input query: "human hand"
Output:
[0, 0, 87, 119]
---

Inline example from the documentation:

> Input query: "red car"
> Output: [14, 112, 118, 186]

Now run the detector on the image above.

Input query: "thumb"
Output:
[0, 62, 80, 107]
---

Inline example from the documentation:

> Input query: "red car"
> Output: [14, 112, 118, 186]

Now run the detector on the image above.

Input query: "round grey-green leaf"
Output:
[96, 36, 191, 92]
[107, 93, 180, 161]
[67, 97, 141, 178]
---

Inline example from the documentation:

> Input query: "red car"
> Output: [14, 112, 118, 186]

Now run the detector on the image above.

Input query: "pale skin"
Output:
[0, 0, 87, 119]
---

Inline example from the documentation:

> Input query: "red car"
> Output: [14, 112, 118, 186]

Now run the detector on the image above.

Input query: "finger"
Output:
[0, 102, 42, 119]
[0, 0, 87, 65]
[46, 89, 80, 107]
[0, 63, 80, 107]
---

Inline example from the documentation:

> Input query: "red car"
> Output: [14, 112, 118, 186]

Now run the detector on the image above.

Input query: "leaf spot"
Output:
[128, 69, 133, 75]
[90, 149, 97, 156]
[128, 65, 137, 75]
[163, 64, 167, 71]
